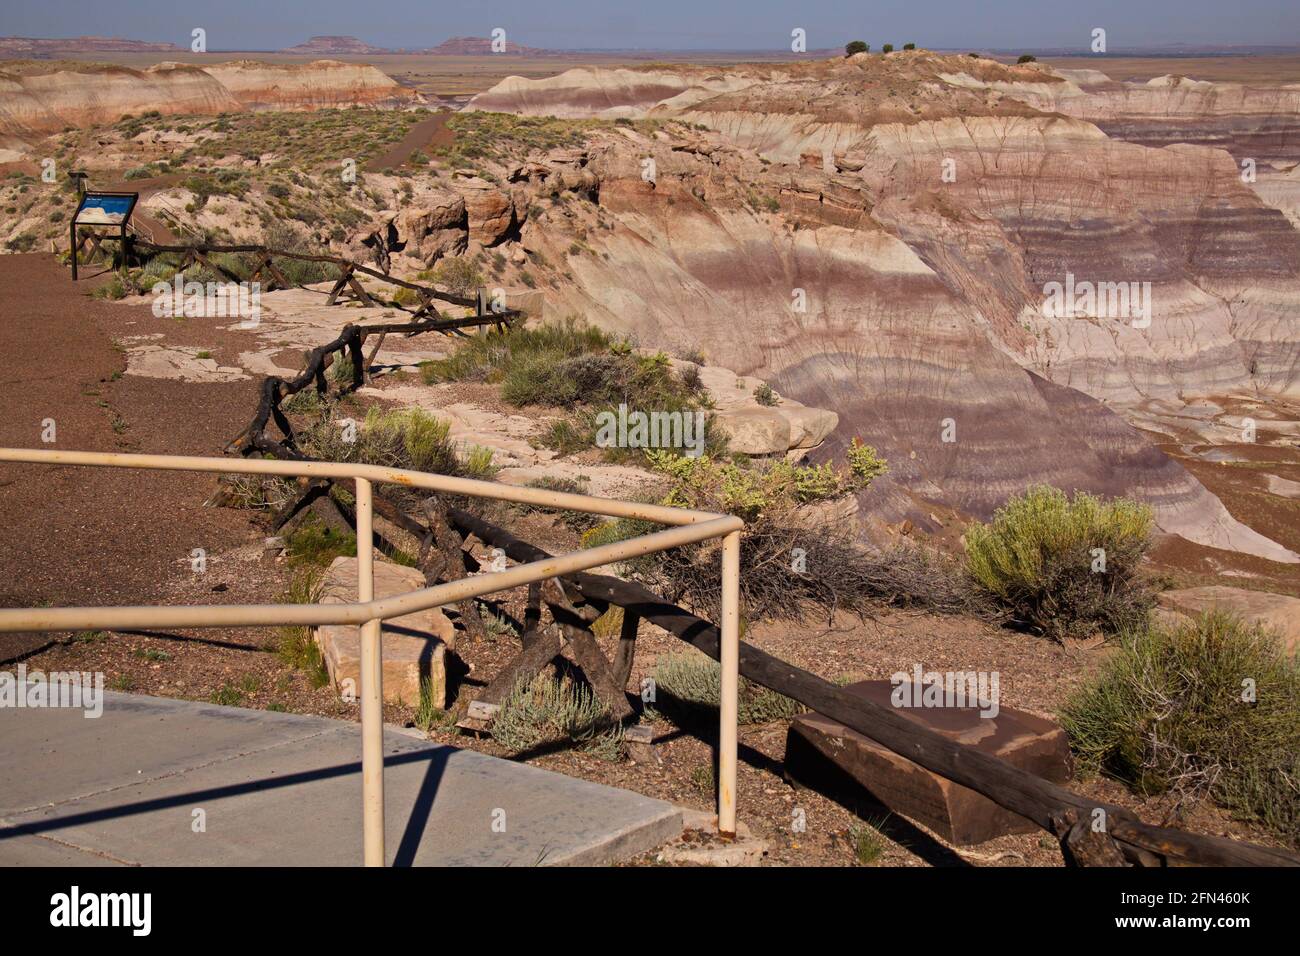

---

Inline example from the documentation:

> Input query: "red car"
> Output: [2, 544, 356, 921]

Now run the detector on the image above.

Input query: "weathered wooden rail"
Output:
[127, 237, 509, 315]
[85, 237, 527, 458]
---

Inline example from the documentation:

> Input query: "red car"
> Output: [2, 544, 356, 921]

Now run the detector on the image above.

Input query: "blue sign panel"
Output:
[74, 192, 137, 227]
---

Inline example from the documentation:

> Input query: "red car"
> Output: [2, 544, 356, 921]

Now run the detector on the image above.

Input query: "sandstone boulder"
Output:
[357, 196, 467, 268]
[315, 556, 455, 707]
[783, 405, 839, 450]
[713, 407, 791, 455]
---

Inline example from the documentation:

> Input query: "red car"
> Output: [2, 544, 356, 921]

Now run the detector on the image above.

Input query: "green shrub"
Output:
[1059, 612, 1300, 846]
[276, 565, 330, 688]
[882, 43, 894, 53]
[1017, 54, 1037, 64]
[845, 40, 868, 55]
[263, 222, 335, 285]
[848, 817, 891, 864]
[419, 316, 611, 386]
[285, 518, 356, 568]
[90, 276, 128, 300]
[328, 355, 355, 384]
[753, 382, 779, 406]
[491, 673, 624, 760]
[414, 676, 452, 733]
[538, 414, 595, 456]
[459, 444, 500, 481]
[651, 650, 803, 725]
[431, 256, 483, 297]
[645, 447, 881, 521]
[964, 486, 1155, 642]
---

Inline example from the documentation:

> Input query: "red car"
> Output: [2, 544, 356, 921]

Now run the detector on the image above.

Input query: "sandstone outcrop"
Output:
[1158, 586, 1300, 653]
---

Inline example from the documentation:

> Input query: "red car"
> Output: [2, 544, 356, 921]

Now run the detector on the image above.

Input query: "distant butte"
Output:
[417, 36, 555, 56]
[279, 36, 392, 55]
[0, 35, 184, 55]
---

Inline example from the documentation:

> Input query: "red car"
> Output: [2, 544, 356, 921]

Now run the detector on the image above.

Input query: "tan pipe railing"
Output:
[0, 447, 744, 864]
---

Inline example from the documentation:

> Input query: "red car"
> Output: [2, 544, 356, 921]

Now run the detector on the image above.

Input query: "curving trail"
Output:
[0, 254, 256, 660]
[364, 112, 454, 172]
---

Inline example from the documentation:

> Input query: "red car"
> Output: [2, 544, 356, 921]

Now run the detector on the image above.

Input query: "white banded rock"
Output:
[315, 556, 455, 707]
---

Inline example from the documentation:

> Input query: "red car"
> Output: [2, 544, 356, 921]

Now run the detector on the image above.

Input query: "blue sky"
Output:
[5, 0, 1299, 51]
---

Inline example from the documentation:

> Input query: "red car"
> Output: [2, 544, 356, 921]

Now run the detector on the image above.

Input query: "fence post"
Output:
[355, 477, 385, 866]
[718, 529, 741, 837]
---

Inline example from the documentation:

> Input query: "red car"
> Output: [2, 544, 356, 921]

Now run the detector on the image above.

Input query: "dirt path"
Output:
[0, 253, 258, 660]
[97, 173, 185, 243]
[364, 112, 453, 172]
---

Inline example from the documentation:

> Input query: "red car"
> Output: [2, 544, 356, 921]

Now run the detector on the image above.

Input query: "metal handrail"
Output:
[0, 447, 744, 865]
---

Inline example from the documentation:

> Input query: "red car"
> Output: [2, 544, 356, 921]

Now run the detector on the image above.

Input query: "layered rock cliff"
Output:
[0, 59, 420, 148]
[461, 52, 1300, 561]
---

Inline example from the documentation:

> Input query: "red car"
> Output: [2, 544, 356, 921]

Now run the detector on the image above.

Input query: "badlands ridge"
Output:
[3, 50, 1299, 564]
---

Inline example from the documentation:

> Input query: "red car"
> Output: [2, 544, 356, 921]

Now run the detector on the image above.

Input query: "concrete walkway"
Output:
[0, 690, 682, 866]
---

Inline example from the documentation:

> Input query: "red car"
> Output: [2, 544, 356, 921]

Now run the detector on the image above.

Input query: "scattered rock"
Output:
[315, 556, 455, 707]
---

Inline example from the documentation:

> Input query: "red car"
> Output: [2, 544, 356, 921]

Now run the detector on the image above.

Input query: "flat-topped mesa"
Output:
[0, 59, 422, 144]
[0, 35, 185, 55]
[203, 60, 418, 109]
[279, 36, 392, 55]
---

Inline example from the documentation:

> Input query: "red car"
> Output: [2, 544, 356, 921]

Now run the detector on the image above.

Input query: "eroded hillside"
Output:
[3, 50, 1299, 572]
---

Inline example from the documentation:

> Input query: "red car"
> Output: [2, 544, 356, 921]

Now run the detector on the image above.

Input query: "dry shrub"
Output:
[1060, 611, 1300, 846]
[491, 673, 624, 760]
[651, 650, 803, 725]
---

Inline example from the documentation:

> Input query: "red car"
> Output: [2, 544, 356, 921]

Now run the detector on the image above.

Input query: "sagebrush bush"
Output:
[431, 256, 483, 297]
[964, 485, 1155, 641]
[651, 650, 803, 725]
[262, 221, 335, 285]
[1059, 612, 1300, 846]
[583, 445, 896, 620]
[299, 407, 454, 474]
[491, 673, 624, 760]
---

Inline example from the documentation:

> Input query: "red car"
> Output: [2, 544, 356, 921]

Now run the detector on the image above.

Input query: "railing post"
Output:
[718, 528, 741, 837]
[355, 477, 385, 866]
